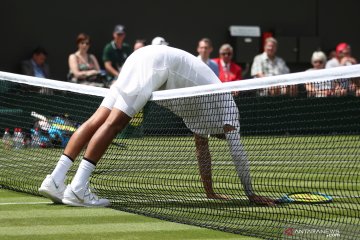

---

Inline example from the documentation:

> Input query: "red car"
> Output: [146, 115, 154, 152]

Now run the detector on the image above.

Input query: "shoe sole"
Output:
[62, 198, 110, 207]
[38, 187, 63, 204]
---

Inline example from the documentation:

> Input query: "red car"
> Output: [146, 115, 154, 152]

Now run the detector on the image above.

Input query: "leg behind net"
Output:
[224, 129, 253, 197]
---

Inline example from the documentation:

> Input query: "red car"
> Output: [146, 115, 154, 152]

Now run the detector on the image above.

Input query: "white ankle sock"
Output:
[71, 159, 96, 192]
[51, 154, 73, 185]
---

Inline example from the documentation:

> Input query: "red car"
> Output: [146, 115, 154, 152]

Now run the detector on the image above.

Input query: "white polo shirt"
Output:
[101, 45, 240, 135]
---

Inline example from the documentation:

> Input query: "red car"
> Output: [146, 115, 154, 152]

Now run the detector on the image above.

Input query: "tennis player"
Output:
[39, 45, 275, 207]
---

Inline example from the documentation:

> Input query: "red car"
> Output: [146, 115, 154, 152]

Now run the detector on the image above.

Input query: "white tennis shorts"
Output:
[100, 87, 146, 117]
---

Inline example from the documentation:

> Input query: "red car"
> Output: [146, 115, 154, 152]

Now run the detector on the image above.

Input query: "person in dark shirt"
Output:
[21, 47, 52, 94]
[102, 24, 132, 82]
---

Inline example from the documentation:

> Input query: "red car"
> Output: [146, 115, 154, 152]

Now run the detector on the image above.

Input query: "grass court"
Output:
[0, 134, 359, 239]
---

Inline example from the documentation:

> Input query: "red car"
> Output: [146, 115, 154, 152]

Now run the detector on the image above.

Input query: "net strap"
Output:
[1, 64, 359, 100]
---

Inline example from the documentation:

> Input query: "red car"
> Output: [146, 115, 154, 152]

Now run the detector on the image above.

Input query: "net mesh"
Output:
[1, 66, 360, 239]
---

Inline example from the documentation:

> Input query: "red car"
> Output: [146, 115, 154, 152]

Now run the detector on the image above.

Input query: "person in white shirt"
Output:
[305, 51, 332, 97]
[39, 45, 275, 207]
[251, 37, 291, 96]
[326, 42, 357, 68]
[326, 43, 358, 96]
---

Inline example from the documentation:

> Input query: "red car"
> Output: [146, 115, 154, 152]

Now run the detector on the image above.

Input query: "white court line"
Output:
[0, 201, 52, 205]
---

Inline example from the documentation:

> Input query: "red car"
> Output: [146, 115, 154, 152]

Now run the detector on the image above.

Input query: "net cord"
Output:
[0, 64, 359, 100]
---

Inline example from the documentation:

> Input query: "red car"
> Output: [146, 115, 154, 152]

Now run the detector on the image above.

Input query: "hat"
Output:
[336, 42, 350, 54]
[114, 25, 125, 34]
[151, 36, 168, 45]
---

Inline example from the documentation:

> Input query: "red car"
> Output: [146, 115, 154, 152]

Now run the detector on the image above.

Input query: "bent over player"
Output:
[39, 45, 275, 207]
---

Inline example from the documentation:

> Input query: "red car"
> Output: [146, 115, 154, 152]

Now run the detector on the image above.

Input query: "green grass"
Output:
[0, 189, 258, 240]
[1, 134, 359, 239]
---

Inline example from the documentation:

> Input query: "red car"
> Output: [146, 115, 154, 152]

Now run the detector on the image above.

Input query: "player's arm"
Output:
[194, 134, 228, 199]
[194, 134, 215, 198]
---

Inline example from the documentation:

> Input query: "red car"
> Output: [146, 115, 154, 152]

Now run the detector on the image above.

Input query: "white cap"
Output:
[151, 36, 169, 45]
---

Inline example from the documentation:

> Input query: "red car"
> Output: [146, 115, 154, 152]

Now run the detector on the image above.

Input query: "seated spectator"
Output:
[212, 43, 242, 82]
[197, 38, 218, 76]
[327, 49, 337, 61]
[102, 24, 132, 81]
[305, 51, 332, 97]
[326, 42, 357, 68]
[133, 39, 146, 51]
[21, 46, 53, 94]
[68, 33, 104, 87]
[353, 79, 360, 97]
[151, 36, 169, 46]
[326, 42, 358, 96]
[251, 37, 292, 96]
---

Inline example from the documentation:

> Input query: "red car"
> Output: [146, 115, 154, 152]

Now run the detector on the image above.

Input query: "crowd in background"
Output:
[20, 24, 359, 97]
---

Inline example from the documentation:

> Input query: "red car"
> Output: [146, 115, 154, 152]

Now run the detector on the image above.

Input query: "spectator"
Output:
[326, 43, 358, 96]
[212, 43, 242, 82]
[251, 37, 292, 96]
[102, 24, 132, 81]
[197, 38, 219, 76]
[305, 51, 332, 97]
[151, 36, 169, 46]
[327, 49, 337, 61]
[68, 33, 103, 87]
[21, 47, 52, 94]
[133, 39, 146, 51]
[326, 42, 357, 68]
[353, 78, 360, 97]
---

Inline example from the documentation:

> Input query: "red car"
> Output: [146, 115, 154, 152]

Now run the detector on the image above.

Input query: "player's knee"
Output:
[103, 120, 123, 134]
[86, 118, 103, 130]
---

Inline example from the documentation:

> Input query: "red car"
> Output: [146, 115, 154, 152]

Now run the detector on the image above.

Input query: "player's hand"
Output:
[248, 194, 276, 206]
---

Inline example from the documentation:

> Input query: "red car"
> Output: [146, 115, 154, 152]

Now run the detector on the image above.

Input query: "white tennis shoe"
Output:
[38, 175, 66, 204]
[62, 183, 110, 207]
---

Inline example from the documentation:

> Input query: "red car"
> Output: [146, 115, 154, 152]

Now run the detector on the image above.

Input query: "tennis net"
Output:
[0, 65, 360, 239]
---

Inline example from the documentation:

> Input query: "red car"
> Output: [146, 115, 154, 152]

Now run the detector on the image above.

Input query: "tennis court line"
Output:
[0, 201, 52, 205]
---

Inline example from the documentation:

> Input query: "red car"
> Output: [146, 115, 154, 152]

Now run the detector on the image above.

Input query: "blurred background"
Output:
[0, 0, 359, 80]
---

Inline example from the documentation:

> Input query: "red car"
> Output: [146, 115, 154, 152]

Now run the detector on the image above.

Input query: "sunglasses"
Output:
[221, 52, 232, 56]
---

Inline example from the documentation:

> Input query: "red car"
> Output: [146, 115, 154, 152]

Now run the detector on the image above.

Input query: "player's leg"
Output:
[84, 109, 131, 162]
[63, 107, 112, 160]
[62, 108, 131, 207]
[39, 107, 111, 203]
[224, 125, 275, 206]
[63, 89, 146, 207]
[223, 125, 253, 196]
